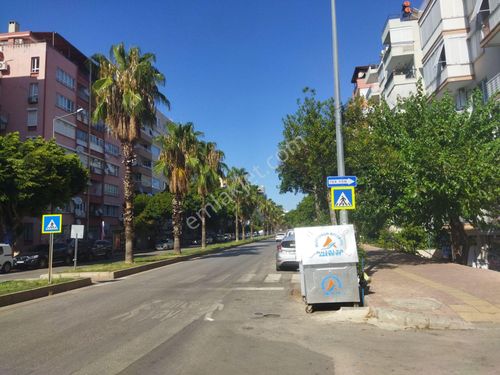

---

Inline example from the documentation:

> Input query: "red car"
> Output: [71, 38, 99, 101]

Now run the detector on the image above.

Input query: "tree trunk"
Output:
[172, 193, 183, 254]
[201, 195, 206, 250]
[235, 208, 239, 242]
[326, 190, 338, 225]
[250, 221, 254, 239]
[122, 143, 135, 264]
[313, 187, 322, 223]
[241, 218, 246, 240]
[449, 215, 468, 264]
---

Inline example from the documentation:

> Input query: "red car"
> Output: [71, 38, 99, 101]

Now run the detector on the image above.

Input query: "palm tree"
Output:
[227, 167, 249, 242]
[155, 122, 202, 254]
[194, 141, 226, 249]
[92, 43, 168, 264]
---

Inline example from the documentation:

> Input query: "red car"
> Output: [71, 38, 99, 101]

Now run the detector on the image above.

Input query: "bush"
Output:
[377, 225, 428, 254]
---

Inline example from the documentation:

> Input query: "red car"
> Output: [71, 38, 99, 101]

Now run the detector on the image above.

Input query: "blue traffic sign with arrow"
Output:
[327, 176, 357, 187]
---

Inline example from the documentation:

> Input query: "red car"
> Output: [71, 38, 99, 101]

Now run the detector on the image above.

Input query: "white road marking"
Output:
[204, 302, 224, 322]
[233, 287, 284, 291]
[237, 273, 256, 283]
[264, 274, 281, 283]
[291, 274, 301, 283]
[211, 274, 231, 283]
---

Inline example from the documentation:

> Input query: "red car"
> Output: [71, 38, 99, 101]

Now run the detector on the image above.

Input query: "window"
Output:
[77, 84, 90, 102]
[105, 163, 119, 177]
[103, 204, 119, 217]
[105, 142, 120, 156]
[77, 109, 89, 124]
[104, 183, 119, 196]
[27, 109, 38, 128]
[90, 134, 104, 148]
[76, 129, 88, 143]
[56, 68, 75, 89]
[23, 223, 34, 242]
[28, 83, 39, 103]
[142, 159, 152, 169]
[151, 145, 160, 159]
[134, 173, 142, 182]
[90, 157, 104, 174]
[152, 178, 161, 190]
[31, 57, 40, 73]
[56, 93, 75, 112]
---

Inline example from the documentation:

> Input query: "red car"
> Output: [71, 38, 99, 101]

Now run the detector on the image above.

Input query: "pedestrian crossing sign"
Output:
[41, 214, 62, 234]
[331, 187, 356, 210]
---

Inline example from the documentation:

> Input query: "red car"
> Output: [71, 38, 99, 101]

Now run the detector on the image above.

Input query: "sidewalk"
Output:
[363, 244, 500, 329]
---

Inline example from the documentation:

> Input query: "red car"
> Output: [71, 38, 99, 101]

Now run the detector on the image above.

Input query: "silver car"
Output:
[276, 233, 298, 271]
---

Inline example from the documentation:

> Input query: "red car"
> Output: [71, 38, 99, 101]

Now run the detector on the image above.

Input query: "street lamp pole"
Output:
[330, 0, 348, 225]
[52, 108, 84, 139]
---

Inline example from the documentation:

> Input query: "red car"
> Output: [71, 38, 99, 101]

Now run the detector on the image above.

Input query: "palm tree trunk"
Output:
[201, 195, 206, 250]
[241, 218, 246, 240]
[172, 193, 183, 254]
[235, 206, 239, 242]
[122, 142, 135, 264]
[250, 221, 254, 239]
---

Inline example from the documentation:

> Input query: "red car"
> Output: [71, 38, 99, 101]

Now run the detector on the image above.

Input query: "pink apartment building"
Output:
[350, 65, 381, 101]
[0, 21, 124, 249]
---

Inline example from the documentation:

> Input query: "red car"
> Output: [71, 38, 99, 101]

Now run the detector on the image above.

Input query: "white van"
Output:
[0, 243, 13, 273]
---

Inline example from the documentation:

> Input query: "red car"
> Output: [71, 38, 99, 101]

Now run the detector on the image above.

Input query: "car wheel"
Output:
[1, 262, 12, 273]
[276, 264, 281, 271]
[39, 258, 48, 269]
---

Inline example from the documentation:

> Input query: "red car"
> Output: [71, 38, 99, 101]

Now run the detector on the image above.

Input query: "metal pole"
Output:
[48, 233, 54, 284]
[330, 0, 348, 225]
[73, 237, 78, 270]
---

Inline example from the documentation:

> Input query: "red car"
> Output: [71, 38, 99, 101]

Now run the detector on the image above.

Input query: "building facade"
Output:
[0, 22, 170, 249]
[353, 1, 499, 107]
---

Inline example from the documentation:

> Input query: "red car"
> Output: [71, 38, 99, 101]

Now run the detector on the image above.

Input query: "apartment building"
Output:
[350, 65, 380, 102]
[377, 10, 425, 107]
[0, 21, 127, 247]
[419, 0, 499, 106]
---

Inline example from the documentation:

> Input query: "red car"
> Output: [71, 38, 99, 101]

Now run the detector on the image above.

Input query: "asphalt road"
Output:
[1, 240, 499, 375]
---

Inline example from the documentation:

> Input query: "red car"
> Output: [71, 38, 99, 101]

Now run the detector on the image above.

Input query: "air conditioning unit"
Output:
[0, 61, 8, 71]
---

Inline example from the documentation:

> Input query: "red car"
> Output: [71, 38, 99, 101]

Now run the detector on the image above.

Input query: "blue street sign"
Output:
[331, 187, 356, 210]
[327, 176, 357, 187]
[41, 214, 62, 234]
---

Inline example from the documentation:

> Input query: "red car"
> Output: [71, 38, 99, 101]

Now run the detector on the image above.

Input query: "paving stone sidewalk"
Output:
[363, 244, 500, 328]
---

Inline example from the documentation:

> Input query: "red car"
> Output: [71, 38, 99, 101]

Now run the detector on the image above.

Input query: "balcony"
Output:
[384, 68, 418, 105]
[480, 3, 500, 48]
[485, 72, 500, 99]
[364, 65, 379, 84]
[382, 42, 415, 73]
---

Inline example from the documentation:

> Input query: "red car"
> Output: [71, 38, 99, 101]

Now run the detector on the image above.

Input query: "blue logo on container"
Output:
[321, 274, 343, 297]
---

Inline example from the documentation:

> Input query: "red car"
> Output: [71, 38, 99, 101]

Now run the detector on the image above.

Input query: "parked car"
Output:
[155, 238, 174, 250]
[90, 240, 113, 259]
[0, 243, 13, 273]
[215, 234, 226, 243]
[14, 243, 73, 269]
[275, 232, 286, 242]
[276, 233, 298, 271]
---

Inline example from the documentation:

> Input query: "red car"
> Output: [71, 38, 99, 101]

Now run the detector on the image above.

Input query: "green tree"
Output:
[277, 88, 337, 224]
[134, 191, 173, 240]
[194, 141, 226, 249]
[284, 195, 329, 228]
[369, 89, 499, 262]
[155, 122, 201, 254]
[227, 167, 249, 241]
[0, 133, 88, 245]
[92, 43, 168, 263]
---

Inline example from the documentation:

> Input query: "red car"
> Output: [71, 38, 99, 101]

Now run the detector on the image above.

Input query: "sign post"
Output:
[41, 214, 62, 284]
[71, 225, 84, 270]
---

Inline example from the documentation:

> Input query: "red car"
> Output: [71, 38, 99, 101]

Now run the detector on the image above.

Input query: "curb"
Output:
[0, 278, 92, 307]
[367, 306, 474, 330]
[49, 238, 271, 282]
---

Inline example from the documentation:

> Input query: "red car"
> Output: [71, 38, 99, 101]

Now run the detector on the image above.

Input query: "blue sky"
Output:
[2, 0, 402, 211]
